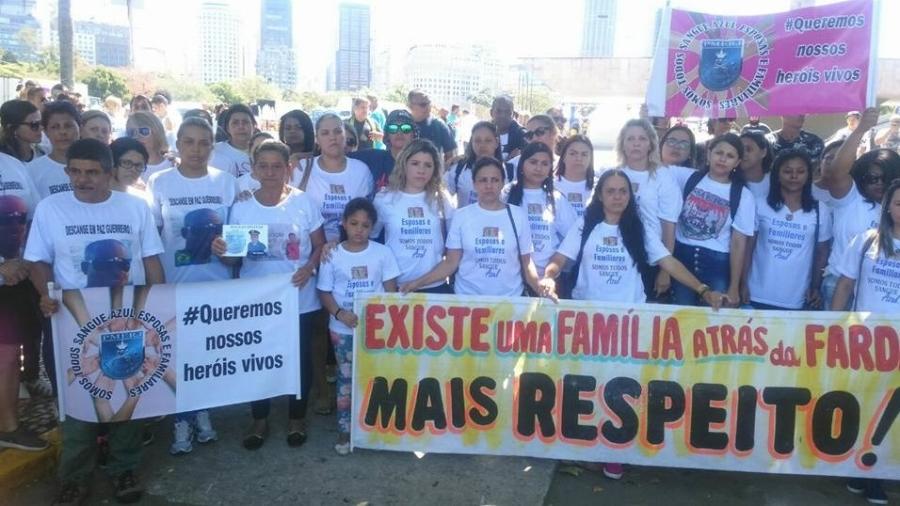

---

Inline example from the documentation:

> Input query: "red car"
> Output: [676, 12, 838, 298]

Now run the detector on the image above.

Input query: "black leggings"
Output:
[250, 311, 316, 420]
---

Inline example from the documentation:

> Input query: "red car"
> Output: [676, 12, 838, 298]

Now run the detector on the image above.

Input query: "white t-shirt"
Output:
[27, 156, 70, 199]
[557, 218, 669, 303]
[444, 161, 479, 208]
[316, 241, 400, 334]
[371, 189, 456, 287]
[607, 166, 681, 239]
[745, 172, 771, 201]
[838, 231, 900, 313]
[446, 203, 533, 296]
[501, 186, 577, 275]
[229, 188, 324, 314]
[749, 200, 832, 308]
[499, 133, 510, 160]
[300, 156, 374, 242]
[826, 183, 881, 276]
[675, 174, 756, 253]
[123, 186, 153, 207]
[210, 142, 251, 178]
[24, 191, 164, 289]
[141, 158, 175, 183]
[0, 153, 40, 258]
[148, 166, 237, 283]
[554, 176, 595, 218]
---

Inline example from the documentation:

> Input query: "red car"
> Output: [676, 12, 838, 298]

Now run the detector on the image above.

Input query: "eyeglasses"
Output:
[18, 121, 41, 131]
[127, 127, 151, 138]
[864, 174, 884, 185]
[0, 213, 27, 226]
[523, 127, 549, 141]
[118, 160, 146, 172]
[664, 138, 691, 150]
[385, 123, 414, 134]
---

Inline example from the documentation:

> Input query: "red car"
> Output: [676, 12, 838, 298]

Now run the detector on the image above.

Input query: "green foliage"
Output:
[467, 88, 494, 108]
[383, 84, 411, 104]
[232, 76, 279, 104]
[207, 82, 241, 105]
[82, 67, 128, 99]
[156, 75, 216, 104]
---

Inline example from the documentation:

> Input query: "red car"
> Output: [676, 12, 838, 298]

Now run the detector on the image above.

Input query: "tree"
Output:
[58, 0, 74, 88]
[207, 82, 241, 105]
[156, 75, 216, 104]
[232, 76, 278, 104]
[82, 67, 128, 99]
[467, 88, 494, 108]
[384, 84, 411, 104]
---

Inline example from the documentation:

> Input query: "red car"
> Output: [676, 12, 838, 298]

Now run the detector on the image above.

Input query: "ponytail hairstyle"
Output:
[506, 142, 556, 216]
[457, 121, 502, 191]
[739, 130, 773, 173]
[767, 148, 816, 213]
[577, 170, 648, 270]
[556, 135, 595, 191]
[876, 179, 900, 258]
[338, 197, 378, 242]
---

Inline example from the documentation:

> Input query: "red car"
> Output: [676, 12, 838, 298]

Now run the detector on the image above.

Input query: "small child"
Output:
[317, 198, 399, 455]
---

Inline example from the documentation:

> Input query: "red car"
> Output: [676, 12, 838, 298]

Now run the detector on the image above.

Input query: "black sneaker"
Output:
[0, 427, 50, 451]
[52, 482, 89, 506]
[114, 470, 143, 504]
[865, 480, 888, 505]
[848, 478, 867, 494]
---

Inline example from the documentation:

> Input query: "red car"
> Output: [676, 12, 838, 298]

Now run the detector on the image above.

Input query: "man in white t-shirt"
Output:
[25, 139, 164, 505]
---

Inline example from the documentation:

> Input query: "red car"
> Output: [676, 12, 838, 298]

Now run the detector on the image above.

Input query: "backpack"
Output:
[682, 169, 743, 220]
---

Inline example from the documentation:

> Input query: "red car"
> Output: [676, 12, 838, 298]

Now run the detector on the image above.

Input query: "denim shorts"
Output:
[672, 242, 730, 306]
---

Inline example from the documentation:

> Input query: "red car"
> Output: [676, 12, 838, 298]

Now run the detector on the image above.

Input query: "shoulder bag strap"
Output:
[298, 157, 313, 191]
[505, 204, 531, 295]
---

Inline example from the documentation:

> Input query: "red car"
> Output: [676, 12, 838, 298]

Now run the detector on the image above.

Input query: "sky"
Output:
[69, 0, 897, 91]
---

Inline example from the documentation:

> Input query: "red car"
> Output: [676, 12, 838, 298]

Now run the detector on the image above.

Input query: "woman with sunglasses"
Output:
[27, 100, 80, 200]
[127, 112, 173, 182]
[210, 104, 256, 179]
[659, 125, 696, 168]
[147, 117, 236, 456]
[508, 115, 559, 167]
[109, 137, 151, 204]
[609, 118, 682, 300]
[401, 157, 545, 299]
[211, 140, 325, 450]
[818, 108, 900, 309]
[372, 139, 455, 294]
[0, 99, 45, 163]
[349, 110, 419, 193]
[445, 121, 509, 207]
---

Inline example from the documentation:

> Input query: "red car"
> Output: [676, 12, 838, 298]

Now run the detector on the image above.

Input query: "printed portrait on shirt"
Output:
[81, 239, 132, 288]
[285, 232, 300, 260]
[0, 195, 28, 259]
[680, 188, 728, 241]
[176, 208, 223, 267]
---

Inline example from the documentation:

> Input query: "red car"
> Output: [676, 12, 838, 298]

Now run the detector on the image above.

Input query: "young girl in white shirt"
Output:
[555, 135, 596, 218]
[317, 198, 399, 456]
[445, 121, 509, 207]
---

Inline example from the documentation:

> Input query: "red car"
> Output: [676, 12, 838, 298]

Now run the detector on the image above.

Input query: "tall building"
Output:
[581, 0, 617, 57]
[199, 1, 240, 84]
[73, 21, 130, 67]
[334, 3, 370, 91]
[404, 44, 502, 107]
[0, 0, 42, 61]
[256, 0, 297, 90]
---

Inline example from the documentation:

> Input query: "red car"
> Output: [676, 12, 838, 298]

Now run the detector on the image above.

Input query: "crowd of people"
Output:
[0, 84, 898, 505]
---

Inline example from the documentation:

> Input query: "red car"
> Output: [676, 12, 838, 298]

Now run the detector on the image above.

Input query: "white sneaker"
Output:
[193, 410, 218, 444]
[169, 420, 193, 455]
[334, 441, 350, 456]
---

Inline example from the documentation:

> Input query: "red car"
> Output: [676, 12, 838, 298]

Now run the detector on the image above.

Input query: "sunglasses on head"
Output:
[864, 174, 884, 185]
[127, 127, 151, 138]
[18, 121, 41, 131]
[523, 127, 549, 141]
[385, 123, 414, 135]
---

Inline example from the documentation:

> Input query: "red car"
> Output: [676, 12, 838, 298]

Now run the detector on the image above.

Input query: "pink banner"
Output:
[646, 0, 877, 117]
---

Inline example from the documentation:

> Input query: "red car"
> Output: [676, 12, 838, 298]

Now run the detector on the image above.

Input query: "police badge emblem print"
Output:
[700, 39, 744, 91]
[100, 329, 145, 379]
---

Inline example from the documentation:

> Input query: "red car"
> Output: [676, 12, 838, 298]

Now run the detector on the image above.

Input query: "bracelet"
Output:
[696, 284, 711, 297]
[334, 308, 342, 318]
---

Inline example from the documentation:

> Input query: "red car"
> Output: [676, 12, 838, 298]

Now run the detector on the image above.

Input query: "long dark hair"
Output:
[739, 130, 773, 173]
[660, 125, 697, 168]
[506, 143, 556, 215]
[577, 170, 648, 271]
[851, 148, 900, 206]
[705, 133, 746, 185]
[877, 180, 900, 257]
[0, 99, 38, 161]
[556, 135, 595, 190]
[767, 148, 816, 213]
[339, 197, 378, 242]
[455, 121, 503, 191]
[278, 110, 315, 153]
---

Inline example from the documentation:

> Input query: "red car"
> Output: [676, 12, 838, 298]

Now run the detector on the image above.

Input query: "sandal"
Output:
[286, 419, 307, 447]
[241, 420, 268, 450]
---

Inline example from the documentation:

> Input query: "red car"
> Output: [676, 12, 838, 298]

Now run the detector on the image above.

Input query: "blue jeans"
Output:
[672, 242, 730, 306]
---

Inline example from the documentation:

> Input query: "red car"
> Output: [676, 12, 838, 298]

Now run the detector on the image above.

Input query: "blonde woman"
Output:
[371, 139, 456, 293]
[127, 111, 173, 182]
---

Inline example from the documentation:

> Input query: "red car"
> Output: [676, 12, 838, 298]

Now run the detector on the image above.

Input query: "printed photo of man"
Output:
[176, 208, 223, 267]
